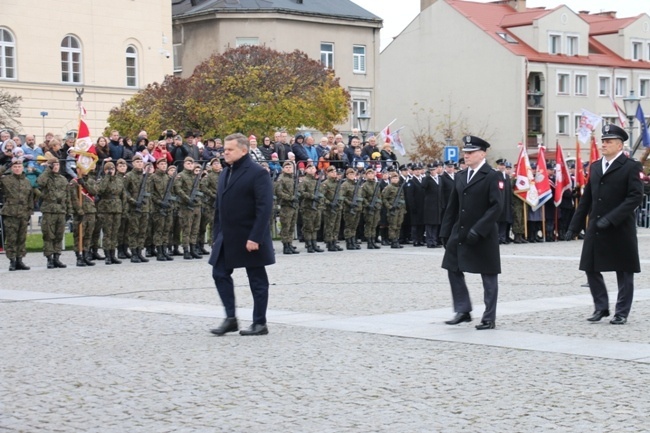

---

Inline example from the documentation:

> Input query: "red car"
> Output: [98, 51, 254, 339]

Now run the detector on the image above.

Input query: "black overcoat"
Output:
[422, 175, 442, 225]
[406, 176, 425, 225]
[208, 153, 276, 269]
[440, 172, 455, 216]
[440, 164, 504, 274]
[568, 154, 643, 273]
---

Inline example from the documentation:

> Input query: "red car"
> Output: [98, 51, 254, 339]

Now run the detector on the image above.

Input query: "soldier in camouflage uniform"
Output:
[361, 168, 383, 249]
[123, 155, 152, 263]
[115, 159, 132, 259]
[149, 157, 175, 261]
[298, 163, 324, 253]
[68, 171, 98, 266]
[37, 158, 71, 268]
[96, 162, 126, 264]
[341, 168, 363, 250]
[166, 164, 182, 256]
[382, 171, 406, 249]
[274, 161, 300, 255]
[0, 158, 35, 271]
[89, 166, 105, 261]
[511, 174, 527, 243]
[198, 158, 221, 254]
[320, 166, 344, 252]
[174, 157, 203, 259]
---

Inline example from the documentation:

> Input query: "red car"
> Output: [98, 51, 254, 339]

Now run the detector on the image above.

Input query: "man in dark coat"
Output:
[439, 160, 456, 219]
[440, 136, 504, 330]
[422, 162, 443, 248]
[208, 133, 275, 336]
[406, 163, 426, 246]
[566, 124, 644, 325]
[495, 159, 513, 243]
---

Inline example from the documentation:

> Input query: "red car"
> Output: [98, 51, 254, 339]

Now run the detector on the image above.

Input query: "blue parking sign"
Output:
[443, 146, 459, 163]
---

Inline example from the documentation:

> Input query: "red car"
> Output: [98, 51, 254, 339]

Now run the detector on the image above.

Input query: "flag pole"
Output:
[75, 88, 84, 254]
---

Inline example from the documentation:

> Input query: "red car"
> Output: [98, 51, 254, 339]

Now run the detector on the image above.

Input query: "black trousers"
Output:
[425, 224, 440, 246]
[212, 247, 269, 325]
[586, 271, 634, 318]
[447, 270, 499, 321]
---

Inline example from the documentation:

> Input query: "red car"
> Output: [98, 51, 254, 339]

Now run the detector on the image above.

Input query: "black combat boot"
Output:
[326, 241, 336, 252]
[76, 252, 86, 267]
[123, 245, 132, 258]
[104, 249, 112, 265]
[145, 246, 155, 257]
[306, 241, 315, 253]
[162, 244, 174, 261]
[156, 246, 166, 262]
[183, 246, 193, 260]
[346, 238, 354, 250]
[110, 249, 122, 264]
[290, 243, 300, 254]
[117, 245, 127, 259]
[334, 241, 344, 251]
[83, 250, 95, 266]
[283, 243, 293, 255]
[367, 241, 375, 249]
[137, 248, 149, 263]
[131, 249, 142, 263]
[199, 243, 210, 255]
[92, 247, 105, 260]
[173, 245, 182, 256]
[312, 240, 324, 253]
[354, 239, 361, 250]
[373, 240, 381, 249]
[190, 244, 202, 259]
[16, 257, 30, 270]
[46, 255, 55, 269]
[391, 239, 403, 249]
[53, 254, 67, 268]
[9, 259, 16, 271]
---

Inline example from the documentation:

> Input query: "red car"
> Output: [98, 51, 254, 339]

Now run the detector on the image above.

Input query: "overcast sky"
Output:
[351, 0, 650, 51]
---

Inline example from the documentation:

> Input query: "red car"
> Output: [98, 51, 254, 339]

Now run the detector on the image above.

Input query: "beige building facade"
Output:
[379, 0, 650, 162]
[0, 0, 173, 140]
[172, 0, 382, 134]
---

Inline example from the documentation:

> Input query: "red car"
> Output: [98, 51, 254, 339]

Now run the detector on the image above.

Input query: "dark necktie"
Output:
[468, 169, 474, 182]
[605, 161, 609, 170]
[225, 166, 232, 187]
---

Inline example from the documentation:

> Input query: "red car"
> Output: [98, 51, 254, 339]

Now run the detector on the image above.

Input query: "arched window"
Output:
[61, 35, 82, 84]
[0, 28, 16, 79]
[126, 45, 138, 87]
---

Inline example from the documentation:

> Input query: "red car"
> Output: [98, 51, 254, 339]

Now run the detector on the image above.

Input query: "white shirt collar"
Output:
[603, 152, 622, 172]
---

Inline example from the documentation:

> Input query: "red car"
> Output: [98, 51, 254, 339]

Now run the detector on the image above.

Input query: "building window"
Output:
[173, 44, 183, 73]
[557, 114, 569, 135]
[353, 45, 366, 73]
[235, 37, 259, 47]
[641, 78, 650, 98]
[615, 77, 627, 97]
[575, 74, 587, 96]
[632, 41, 643, 61]
[602, 116, 618, 127]
[0, 28, 16, 79]
[557, 73, 570, 95]
[599, 76, 610, 96]
[351, 99, 367, 129]
[61, 35, 82, 84]
[549, 34, 561, 54]
[574, 114, 583, 135]
[496, 32, 518, 44]
[320, 43, 334, 69]
[567, 35, 578, 56]
[126, 46, 137, 88]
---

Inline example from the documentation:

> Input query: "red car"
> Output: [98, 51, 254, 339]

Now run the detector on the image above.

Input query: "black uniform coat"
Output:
[440, 171, 455, 217]
[496, 170, 513, 223]
[568, 154, 643, 273]
[208, 153, 275, 270]
[405, 176, 425, 225]
[440, 163, 504, 274]
[422, 174, 442, 225]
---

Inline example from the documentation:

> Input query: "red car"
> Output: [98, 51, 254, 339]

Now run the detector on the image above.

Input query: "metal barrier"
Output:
[637, 194, 650, 228]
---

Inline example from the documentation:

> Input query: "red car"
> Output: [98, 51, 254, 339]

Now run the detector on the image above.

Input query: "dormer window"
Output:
[632, 41, 643, 61]
[549, 33, 561, 54]
[566, 35, 578, 56]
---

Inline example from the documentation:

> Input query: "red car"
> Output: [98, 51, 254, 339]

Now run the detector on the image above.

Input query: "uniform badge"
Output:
[465, 136, 471, 143]
[604, 124, 610, 133]
[498, 181, 504, 190]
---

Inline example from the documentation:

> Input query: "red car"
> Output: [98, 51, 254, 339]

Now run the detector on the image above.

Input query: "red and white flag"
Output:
[532, 145, 552, 211]
[554, 141, 571, 207]
[609, 96, 627, 128]
[71, 106, 98, 175]
[513, 143, 539, 207]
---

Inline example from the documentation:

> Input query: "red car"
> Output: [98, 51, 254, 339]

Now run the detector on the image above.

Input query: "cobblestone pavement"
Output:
[3, 231, 650, 432]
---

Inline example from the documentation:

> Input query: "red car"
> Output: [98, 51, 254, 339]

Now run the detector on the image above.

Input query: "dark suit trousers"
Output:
[447, 270, 499, 321]
[586, 271, 634, 318]
[212, 247, 269, 325]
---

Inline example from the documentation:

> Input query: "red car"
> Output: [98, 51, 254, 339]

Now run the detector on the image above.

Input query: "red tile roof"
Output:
[445, 0, 650, 70]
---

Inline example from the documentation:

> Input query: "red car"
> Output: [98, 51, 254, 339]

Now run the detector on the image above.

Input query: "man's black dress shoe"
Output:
[445, 312, 472, 325]
[210, 317, 239, 336]
[475, 320, 495, 330]
[610, 315, 627, 325]
[239, 323, 269, 336]
[586, 310, 610, 322]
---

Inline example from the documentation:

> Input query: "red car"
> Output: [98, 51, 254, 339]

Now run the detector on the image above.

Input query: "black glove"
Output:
[465, 229, 479, 246]
[596, 217, 611, 230]
[564, 230, 575, 241]
[440, 237, 447, 249]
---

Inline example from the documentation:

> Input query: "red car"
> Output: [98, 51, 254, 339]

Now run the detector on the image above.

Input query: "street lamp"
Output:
[623, 90, 641, 154]
[40, 111, 48, 141]
[357, 111, 371, 143]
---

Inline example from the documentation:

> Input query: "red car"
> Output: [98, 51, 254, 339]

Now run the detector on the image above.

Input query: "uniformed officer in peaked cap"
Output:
[440, 135, 504, 330]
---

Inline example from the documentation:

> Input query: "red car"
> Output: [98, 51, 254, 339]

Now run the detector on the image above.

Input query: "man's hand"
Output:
[246, 240, 259, 252]
[564, 230, 575, 241]
[596, 217, 611, 230]
[465, 229, 480, 246]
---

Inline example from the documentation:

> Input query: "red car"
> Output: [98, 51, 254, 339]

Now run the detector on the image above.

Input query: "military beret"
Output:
[345, 168, 355, 175]
[282, 161, 293, 167]
[462, 135, 491, 152]
[365, 168, 375, 174]
[601, 123, 628, 142]
[155, 157, 168, 165]
[116, 158, 127, 165]
[47, 156, 59, 164]
[305, 162, 314, 169]
[104, 161, 115, 170]
[209, 158, 220, 166]
[326, 166, 336, 172]
[132, 154, 143, 162]
[184, 156, 194, 163]
[11, 157, 23, 165]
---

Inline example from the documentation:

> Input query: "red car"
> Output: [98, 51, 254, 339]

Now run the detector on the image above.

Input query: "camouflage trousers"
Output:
[387, 209, 405, 240]
[117, 212, 129, 245]
[41, 212, 66, 256]
[72, 214, 96, 253]
[363, 208, 381, 239]
[198, 207, 213, 245]
[99, 212, 121, 250]
[512, 199, 526, 235]
[3, 215, 29, 259]
[168, 210, 181, 247]
[151, 209, 173, 246]
[322, 207, 342, 242]
[300, 207, 321, 241]
[179, 206, 201, 247]
[279, 205, 297, 243]
[127, 210, 149, 249]
[343, 207, 362, 239]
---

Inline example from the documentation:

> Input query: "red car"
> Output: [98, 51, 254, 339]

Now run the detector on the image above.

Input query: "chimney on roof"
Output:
[508, 0, 526, 13]
[595, 11, 617, 18]
[421, 0, 436, 12]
